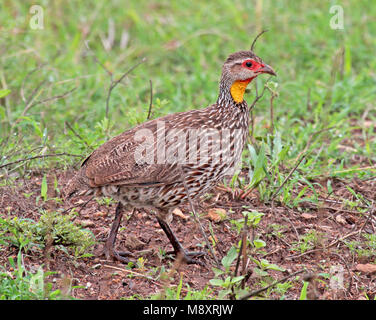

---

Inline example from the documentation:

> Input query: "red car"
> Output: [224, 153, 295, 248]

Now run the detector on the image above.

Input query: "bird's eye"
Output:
[245, 61, 253, 68]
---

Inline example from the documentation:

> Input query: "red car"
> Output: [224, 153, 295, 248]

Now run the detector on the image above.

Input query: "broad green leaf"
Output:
[253, 267, 268, 277]
[209, 278, 224, 286]
[41, 175, 48, 201]
[212, 267, 224, 278]
[221, 246, 238, 269]
[299, 281, 309, 300]
[253, 239, 266, 248]
[230, 275, 245, 284]
[0, 89, 11, 98]
[260, 259, 286, 272]
[243, 211, 264, 227]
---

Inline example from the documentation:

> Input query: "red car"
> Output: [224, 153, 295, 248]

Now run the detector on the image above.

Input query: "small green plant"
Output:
[290, 229, 318, 254]
[136, 256, 147, 271]
[160, 273, 184, 300]
[147, 269, 215, 300]
[182, 285, 215, 300]
[364, 293, 376, 300]
[229, 211, 290, 298]
[250, 258, 286, 278]
[230, 210, 264, 234]
[209, 246, 245, 299]
[95, 117, 114, 139]
[211, 210, 288, 299]
[244, 131, 291, 203]
[267, 223, 287, 240]
[299, 280, 309, 300]
[147, 282, 214, 300]
[0, 251, 68, 300]
[41, 175, 48, 202]
[345, 233, 376, 260]
[0, 210, 96, 259]
[95, 196, 115, 206]
[275, 281, 293, 299]
[0, 216, 40, 251]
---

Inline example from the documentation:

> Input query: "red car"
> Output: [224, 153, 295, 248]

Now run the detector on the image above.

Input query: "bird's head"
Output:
[220, 50, 276, 104]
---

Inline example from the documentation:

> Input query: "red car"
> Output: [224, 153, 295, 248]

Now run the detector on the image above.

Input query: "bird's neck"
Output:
[216, 77, 254, 108]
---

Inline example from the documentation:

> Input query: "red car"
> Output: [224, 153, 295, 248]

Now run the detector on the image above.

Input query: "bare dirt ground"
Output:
[0, 169, 375, 300]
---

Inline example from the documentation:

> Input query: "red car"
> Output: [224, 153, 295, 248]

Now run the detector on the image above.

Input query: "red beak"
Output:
[258, 64, 276, 76]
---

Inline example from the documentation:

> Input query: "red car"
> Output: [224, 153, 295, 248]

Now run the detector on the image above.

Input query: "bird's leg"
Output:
[156, 216, 205, 265]
[103, 202, 133, 264]
[179, 166, 221, 268]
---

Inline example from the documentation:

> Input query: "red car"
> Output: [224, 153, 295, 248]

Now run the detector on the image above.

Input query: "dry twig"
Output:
[270, 126, 336, 201]
[65, 121, 93, 151]
[147, 79, 153, 120]
[180, 166, 222, 270]
[233, 213, 249, 278]
[19, 63, 77, 118]
[250, 29, 268, 51]
[270, 154, 306, 201]
[0, 153, 83, 170]
[359, 201, 375, 233]
[84, 40, 146, 119]
[104, 57, 146, 118]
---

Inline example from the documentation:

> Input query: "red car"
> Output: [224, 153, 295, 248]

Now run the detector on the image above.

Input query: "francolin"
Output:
[65, 50, 276, 265]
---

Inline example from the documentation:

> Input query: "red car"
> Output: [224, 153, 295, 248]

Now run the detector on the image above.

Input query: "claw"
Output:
[103, 246, 134, 265]
[158, 212, 207, 266]
[165, 249, 205, 265]
[182, 251, 206, 266]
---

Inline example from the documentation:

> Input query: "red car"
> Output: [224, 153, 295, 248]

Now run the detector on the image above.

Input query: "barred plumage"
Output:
[65, 50, 276, 264]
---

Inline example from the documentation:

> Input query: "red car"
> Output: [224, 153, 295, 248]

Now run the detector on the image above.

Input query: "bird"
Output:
[64, 50, 276, 265]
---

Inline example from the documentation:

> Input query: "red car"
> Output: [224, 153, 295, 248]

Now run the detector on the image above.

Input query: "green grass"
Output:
[0, 0, 375, 300]
[0, 250, 76, 300]
[345, 233, 376, 261]
[1, 1, 375, 180]
[0, 210, 96, 258]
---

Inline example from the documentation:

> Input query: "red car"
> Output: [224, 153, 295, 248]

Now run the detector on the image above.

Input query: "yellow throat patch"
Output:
[230, 79, 252, 103]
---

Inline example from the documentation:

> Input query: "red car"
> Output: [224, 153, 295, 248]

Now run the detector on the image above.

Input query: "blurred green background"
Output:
[0, 0, 375, 179]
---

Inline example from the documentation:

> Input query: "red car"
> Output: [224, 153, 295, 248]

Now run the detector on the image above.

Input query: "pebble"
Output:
[76, 219, 95, 228]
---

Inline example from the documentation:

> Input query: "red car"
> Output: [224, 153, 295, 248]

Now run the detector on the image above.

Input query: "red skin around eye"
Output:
[241, 59, 264, 71]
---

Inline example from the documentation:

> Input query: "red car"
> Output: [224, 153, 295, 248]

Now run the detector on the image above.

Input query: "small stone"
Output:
[355, 263, 376, 274]
[172, 208, 189, 220]
[335, 215, 347, 225]
[301, 213, 316, 220]
[207, 208, 227, 222]
[76, 219, 95, 228]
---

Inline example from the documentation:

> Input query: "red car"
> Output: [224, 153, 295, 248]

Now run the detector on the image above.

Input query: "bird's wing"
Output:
[82, 111, 205, 187]
[84, 144, 182, 187]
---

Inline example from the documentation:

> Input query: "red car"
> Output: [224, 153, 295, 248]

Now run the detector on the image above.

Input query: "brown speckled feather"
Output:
[78, 108, 216, 187]
[65, 50, 275, 216]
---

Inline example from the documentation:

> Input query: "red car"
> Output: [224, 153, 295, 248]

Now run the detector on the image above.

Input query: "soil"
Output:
[0, 169, 375, 300]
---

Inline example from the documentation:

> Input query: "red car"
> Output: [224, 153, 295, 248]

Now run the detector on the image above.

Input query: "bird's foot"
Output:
[103, 246, 134, 265]
[167, 249, 206, 266]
